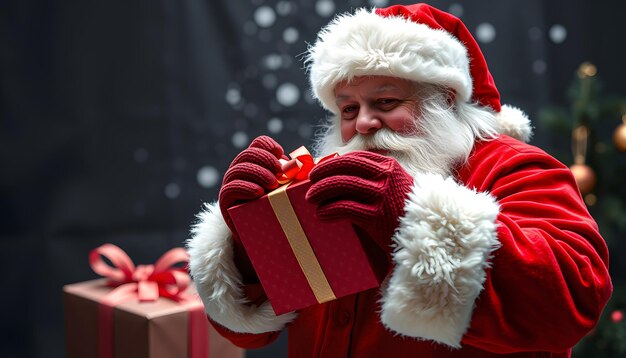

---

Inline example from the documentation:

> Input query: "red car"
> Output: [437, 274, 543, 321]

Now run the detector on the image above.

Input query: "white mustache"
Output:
[335, 116, 472, 177]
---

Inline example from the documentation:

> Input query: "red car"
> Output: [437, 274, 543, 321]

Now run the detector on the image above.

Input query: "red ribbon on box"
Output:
[89, 244, 208, 358]
[277, 146, 336, 185]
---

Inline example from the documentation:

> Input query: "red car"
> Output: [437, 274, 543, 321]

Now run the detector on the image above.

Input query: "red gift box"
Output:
[228, 179, 382, 315]
[63, 244, 244, 358]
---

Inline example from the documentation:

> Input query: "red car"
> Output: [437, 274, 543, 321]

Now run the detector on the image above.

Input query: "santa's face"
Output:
[321, 75, 477, 177]
[334, 76, 420, 143]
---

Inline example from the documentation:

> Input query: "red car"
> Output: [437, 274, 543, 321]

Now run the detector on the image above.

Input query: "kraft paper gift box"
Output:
[63, 244, 244, 358]
[228, 179, 382, 315]
[64, 279, 244, 358]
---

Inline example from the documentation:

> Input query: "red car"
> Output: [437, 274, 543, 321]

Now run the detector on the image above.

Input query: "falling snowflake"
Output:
[476, 23, 496, 43]
[532, 60, 547, 75]
[549, 24, 567, 44]
[276, 83, 300, 106]
[528, 27, 542, 41]
[267, 118, 284, 134]
[197, 166, 220, 188]
[254, 6, 277, 28]
[232, 131, 249, 148]
[165, 183, 181, 199]
[315, 0, 335, 17]
[133, 148, 149, 163]
[368, 0, 389, 7]
[263, 53, 283, 70]
[262, 73, 278, 89]
[283, 27, 299, 44]
[276, 1, 296, 16]
[448, 3, 463, 18]
[225, 87, 242, 106]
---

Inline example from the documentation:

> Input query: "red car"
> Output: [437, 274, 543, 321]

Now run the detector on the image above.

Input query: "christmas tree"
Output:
[538, 62, 626, 356]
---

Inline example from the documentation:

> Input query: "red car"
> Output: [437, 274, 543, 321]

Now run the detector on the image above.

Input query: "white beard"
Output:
[314, 98, 498, 177]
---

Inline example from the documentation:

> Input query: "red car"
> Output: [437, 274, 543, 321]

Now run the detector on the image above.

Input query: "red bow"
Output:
[89, 243, 191, 302]
[277, 146, 337, 185]
[89, 244, 207, 358]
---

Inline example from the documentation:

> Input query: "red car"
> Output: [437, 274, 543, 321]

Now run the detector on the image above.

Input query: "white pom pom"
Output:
[496, 105, 533, 142]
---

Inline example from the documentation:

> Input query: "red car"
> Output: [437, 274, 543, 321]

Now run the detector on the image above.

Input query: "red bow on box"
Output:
[89, 244, 207, 358]
[90, 243, 190, 302]
[277, 146, 337, 185]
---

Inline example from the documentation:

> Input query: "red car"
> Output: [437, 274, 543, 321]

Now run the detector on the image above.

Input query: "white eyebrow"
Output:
[335, 84, 403, 104]
[370, 84, 401, 93]
[335, 95, 351, 103]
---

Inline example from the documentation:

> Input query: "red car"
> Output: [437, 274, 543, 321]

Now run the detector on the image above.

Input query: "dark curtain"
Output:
[1, 1, 625, 357]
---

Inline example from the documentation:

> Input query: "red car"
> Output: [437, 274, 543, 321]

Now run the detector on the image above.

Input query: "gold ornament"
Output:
[577, 62, 597, 78]
[570, 125, 595, 194]
[584, 193, 597, 206]
[614, 116, 626, 152]
[570, 163, 597, 195]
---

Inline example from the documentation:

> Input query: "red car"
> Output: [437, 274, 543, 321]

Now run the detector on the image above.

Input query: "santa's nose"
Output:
[355, 109, 382, 135]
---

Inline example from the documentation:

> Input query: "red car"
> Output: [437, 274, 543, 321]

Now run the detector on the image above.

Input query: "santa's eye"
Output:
[377, 98, 399, 108]
[341, 105, 358, 119]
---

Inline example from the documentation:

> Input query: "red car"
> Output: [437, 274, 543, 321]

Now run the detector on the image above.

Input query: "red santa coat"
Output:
[187, 134, 612, 357]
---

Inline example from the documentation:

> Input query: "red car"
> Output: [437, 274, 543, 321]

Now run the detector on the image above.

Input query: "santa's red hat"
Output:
[306, 3, 531, 142]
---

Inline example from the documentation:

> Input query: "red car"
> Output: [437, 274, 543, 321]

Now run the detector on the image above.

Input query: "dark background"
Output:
[2, 1, 626, 357]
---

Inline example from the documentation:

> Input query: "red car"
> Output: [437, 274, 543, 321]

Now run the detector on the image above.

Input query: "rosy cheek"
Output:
[340, 120, 356, 142]
[394, 121, 415, 134]
[387, 109, 418, 133]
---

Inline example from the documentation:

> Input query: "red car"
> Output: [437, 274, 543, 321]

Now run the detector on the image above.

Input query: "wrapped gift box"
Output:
[228, 179, 382, 315]
[63, 278, 243, 358]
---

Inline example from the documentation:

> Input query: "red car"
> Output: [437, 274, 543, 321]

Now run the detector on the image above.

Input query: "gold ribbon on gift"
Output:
[268, 185, 336, 303]
[268, 146, 338, 304]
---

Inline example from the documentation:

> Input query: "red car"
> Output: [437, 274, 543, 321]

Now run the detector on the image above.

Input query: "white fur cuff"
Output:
[380, 173, 500, 348]
[187, 202, 297, 334]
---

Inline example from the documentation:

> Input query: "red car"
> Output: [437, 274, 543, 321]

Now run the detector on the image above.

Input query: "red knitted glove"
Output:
[219, 135, 285, 231]
[306, 151, 414, 254]
[218, 135, 285, 283]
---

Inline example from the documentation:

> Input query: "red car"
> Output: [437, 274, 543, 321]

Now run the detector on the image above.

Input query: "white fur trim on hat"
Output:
[497, 104, 533, 142]
[187, 202, 297, 333]
[306, 8, 471, 114]
[380, 173, 500, 348]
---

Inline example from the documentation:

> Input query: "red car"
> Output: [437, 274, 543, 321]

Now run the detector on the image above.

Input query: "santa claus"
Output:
[187, 3, 612, 357]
